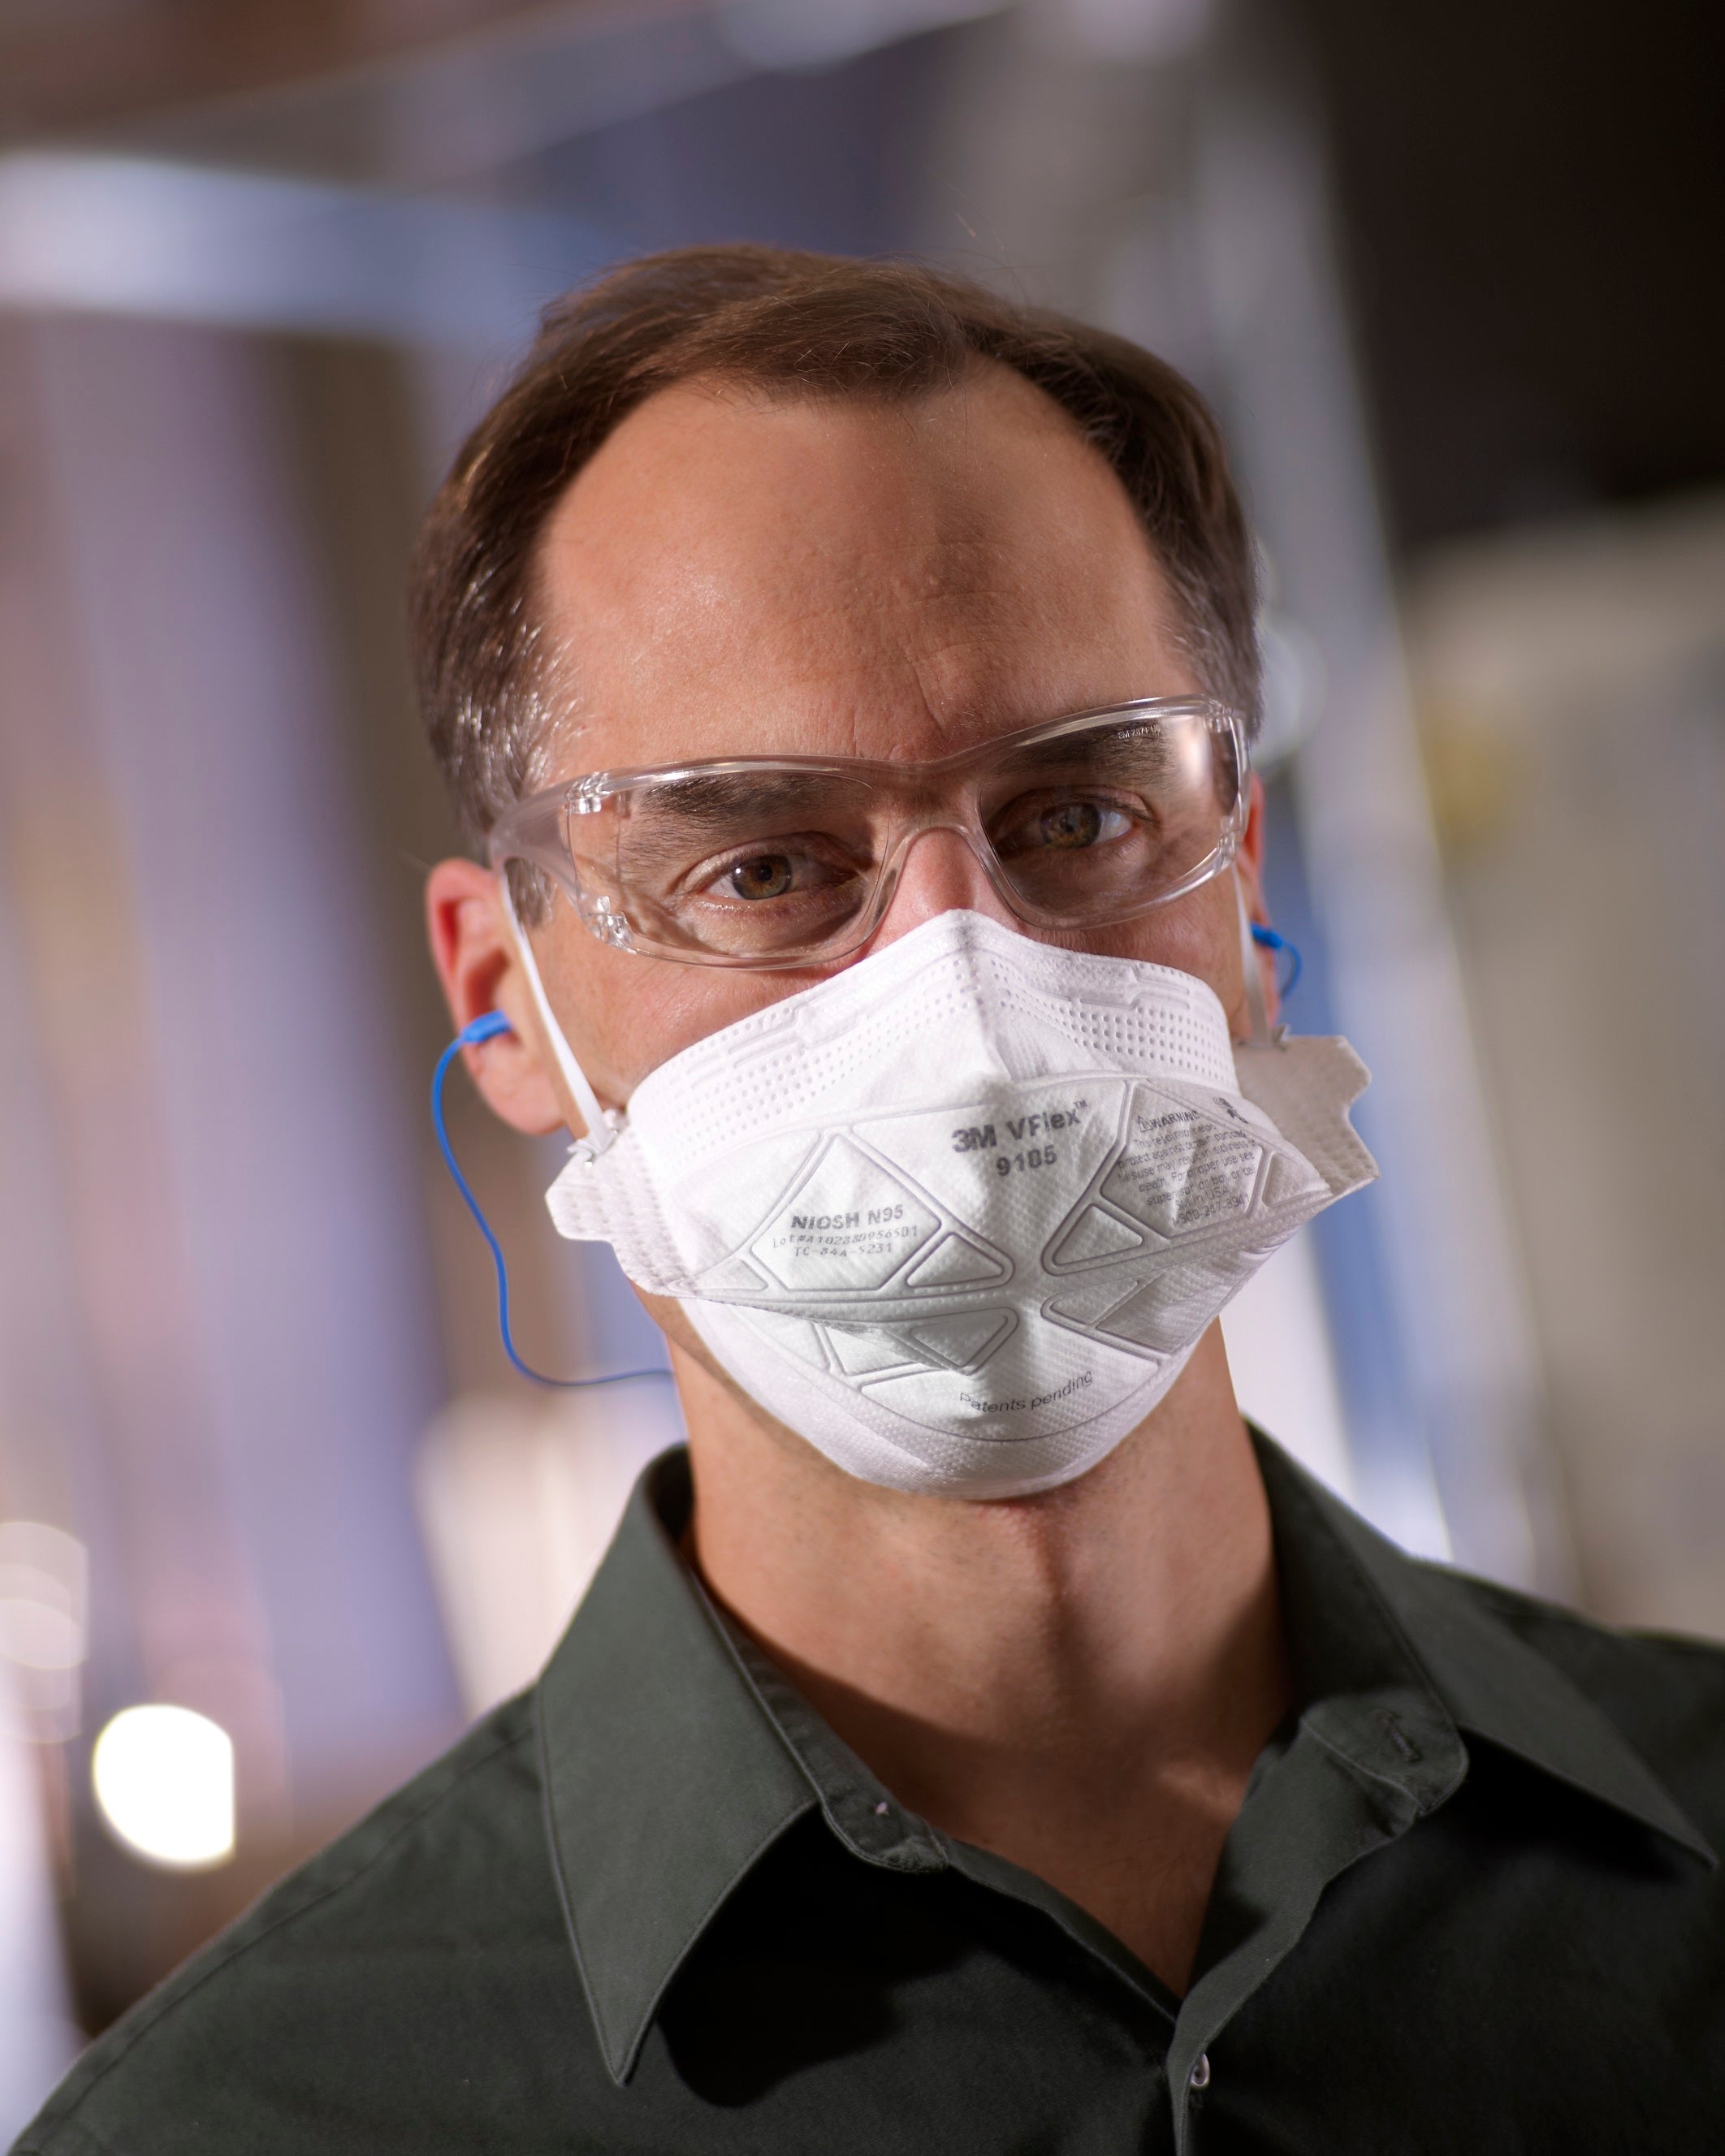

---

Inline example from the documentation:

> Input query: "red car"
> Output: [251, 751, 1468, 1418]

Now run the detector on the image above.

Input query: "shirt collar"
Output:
[536, 1449, 939, 2085]
[538, 1437, 1713, 2085]
[1252, 1432, 1716, 1868]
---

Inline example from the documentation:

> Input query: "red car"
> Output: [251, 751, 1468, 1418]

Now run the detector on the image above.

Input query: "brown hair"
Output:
[411, 243, 1259, 851]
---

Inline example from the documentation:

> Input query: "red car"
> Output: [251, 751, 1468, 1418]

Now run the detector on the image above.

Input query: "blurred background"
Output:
[1, 0, 1721, 2123]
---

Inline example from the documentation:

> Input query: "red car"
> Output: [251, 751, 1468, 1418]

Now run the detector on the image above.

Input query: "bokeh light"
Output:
[90, 1707, 236, 1873]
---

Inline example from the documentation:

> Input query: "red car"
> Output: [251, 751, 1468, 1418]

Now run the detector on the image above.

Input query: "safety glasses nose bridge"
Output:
[759, 803, 1061, 948]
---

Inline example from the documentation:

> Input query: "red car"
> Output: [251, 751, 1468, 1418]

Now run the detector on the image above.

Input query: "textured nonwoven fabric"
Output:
[545, 909, 1377, 1497]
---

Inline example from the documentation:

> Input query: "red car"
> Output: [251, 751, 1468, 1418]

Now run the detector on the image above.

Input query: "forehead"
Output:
[532, 365, 1195, 775]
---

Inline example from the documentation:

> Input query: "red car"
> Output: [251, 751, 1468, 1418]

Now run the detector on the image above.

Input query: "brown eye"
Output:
[730, 854, 795, 900]
[1040, 801, 1103, 849]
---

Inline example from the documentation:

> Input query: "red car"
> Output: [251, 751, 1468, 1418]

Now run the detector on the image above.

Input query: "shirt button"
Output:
[1189, 2053, 1211, 2092]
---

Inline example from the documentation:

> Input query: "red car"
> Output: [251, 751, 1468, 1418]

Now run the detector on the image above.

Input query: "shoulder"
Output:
[1429, 1562, 1725, 1842]
[12, 1693, 592, 2156]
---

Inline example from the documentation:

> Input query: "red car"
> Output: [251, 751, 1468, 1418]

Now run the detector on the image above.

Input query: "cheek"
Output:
[550, 927, 814, 1097]
[1084, 881, 1241, 1011]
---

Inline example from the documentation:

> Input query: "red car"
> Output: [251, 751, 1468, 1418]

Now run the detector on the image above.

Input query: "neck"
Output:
[678, 1322, 1287, 1991]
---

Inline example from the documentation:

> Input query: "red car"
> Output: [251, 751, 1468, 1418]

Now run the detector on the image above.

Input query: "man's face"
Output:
[508, 361, 1264, 1119]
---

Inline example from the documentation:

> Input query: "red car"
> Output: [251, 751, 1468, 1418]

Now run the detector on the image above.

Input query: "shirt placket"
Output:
[1164, 1690, 1467, 2150]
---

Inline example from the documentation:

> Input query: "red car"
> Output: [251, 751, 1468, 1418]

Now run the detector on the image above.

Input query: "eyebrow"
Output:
[605, 715, 1195, 860]
[633, 770, 880, 831]
[992, 728, 1181, 786]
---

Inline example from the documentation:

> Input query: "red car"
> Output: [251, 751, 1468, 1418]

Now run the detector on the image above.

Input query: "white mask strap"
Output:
[1235, 871, 1276, 1048]
[499, 875, 620, 1160]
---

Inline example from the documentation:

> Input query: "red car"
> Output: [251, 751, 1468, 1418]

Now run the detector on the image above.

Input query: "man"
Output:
[17, 247, 1724, 2154]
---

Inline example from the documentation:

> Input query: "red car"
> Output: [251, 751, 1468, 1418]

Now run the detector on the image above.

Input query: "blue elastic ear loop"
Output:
[431, 1013, 673, 1392]
[1249, 922, 1303, 998]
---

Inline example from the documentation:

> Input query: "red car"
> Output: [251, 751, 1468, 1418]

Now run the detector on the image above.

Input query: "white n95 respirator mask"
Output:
[530, 907, 1377, 1499]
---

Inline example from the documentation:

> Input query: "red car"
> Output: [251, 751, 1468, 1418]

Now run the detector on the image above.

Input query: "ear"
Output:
[1234, 774, 1281, 1029]
[425, 858, 567, 1138]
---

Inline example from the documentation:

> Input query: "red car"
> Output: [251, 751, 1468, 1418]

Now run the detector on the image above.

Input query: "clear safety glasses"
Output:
[489, 697, 1248, 970]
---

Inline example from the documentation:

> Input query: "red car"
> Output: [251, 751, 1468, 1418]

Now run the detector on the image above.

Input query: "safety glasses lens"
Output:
[560, 707, 1239, 960]
[583, 771, 882, 958]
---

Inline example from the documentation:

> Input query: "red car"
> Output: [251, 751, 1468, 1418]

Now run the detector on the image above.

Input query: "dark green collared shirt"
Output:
[19, 1434, 1725, 2154]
